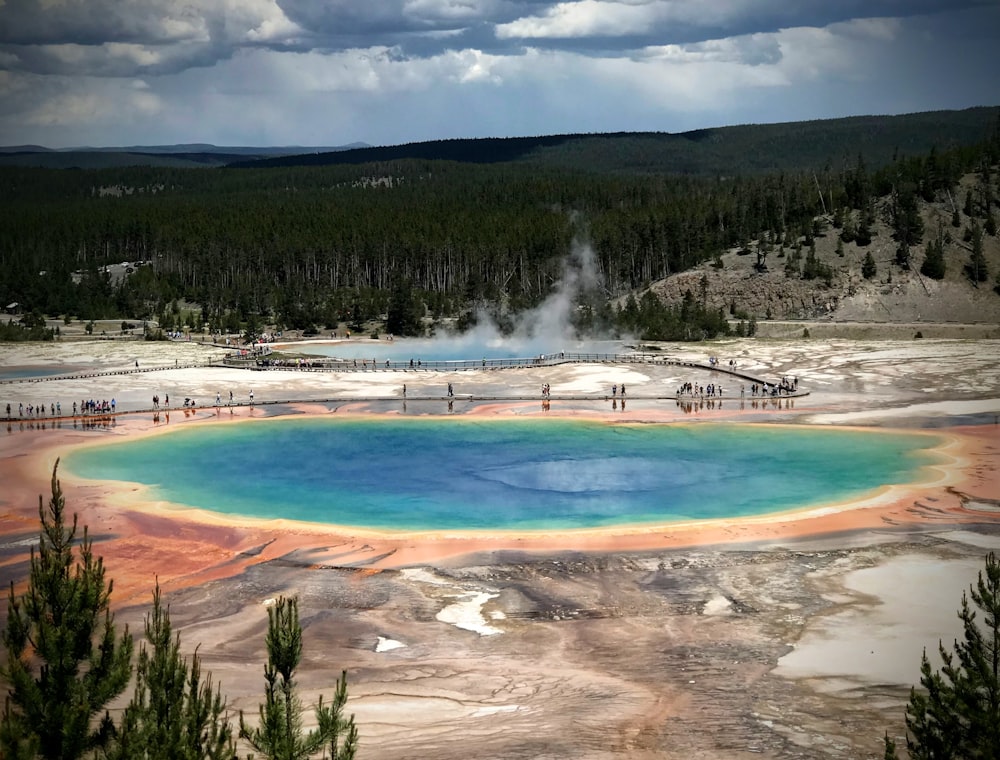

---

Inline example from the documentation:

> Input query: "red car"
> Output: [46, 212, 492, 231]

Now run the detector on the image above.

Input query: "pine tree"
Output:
[385, 277, 423, 337]
[840, 214, 857, 243]
[888, 183, 922, 270]
[856, 210, 874, 247]
[920, 232, 946, 280]
[107, 583, 236, 760]
[884, 552, 1000, 759]
[239, 597, 357, 760]
[862, 252, 877, 280]
[0, 462, 134, 760]
[967, 222, 989, 284]
[884, 733, 898, 760]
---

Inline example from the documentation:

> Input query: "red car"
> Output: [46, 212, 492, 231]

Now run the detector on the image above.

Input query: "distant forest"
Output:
[1, 108, 998, 342]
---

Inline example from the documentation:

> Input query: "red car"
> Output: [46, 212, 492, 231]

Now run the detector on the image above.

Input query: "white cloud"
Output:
[103, 43, 166, 68]
[496, 0, 663, 38]
[219, 44, 507, 97]
[403, 0, 503, 22]
[22, 84, 163, 127]
[641, 33, 781, 65]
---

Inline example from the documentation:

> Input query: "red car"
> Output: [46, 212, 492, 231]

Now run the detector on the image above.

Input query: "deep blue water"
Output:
[63, 419, 943, 531]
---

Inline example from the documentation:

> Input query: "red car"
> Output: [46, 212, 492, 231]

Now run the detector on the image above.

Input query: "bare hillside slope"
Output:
[648, 173, 1000, 330]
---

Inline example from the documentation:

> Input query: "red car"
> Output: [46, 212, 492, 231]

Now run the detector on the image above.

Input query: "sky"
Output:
[0, 0, 998, 149]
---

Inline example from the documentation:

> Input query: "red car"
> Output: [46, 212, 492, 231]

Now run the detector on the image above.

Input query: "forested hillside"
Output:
[238, 107, 1000, 176]
[1, 110, 998, 342]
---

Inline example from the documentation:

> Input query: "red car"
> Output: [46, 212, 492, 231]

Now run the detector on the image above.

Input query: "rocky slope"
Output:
[648, 173, 1000, 330]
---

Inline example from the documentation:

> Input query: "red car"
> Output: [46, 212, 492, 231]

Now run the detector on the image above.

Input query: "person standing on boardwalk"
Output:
[249, 388, 254, 405]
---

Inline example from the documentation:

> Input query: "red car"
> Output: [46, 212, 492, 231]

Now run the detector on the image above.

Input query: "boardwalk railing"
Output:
[222, 351, 703, 372]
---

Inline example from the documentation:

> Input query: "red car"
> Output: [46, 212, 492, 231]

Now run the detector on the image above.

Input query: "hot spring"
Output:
[63, 419, 945, 532]
[280, 338, 628, 363]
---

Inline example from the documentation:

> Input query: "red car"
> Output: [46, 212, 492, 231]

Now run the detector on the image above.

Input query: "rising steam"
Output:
[444, 237, 609, 356]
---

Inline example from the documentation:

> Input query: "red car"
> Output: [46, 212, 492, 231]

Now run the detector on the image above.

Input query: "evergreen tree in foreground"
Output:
[0, 461, 134, 760]
[106, 582, 237, 760]
[885, 552, 1000, 758]
[239, 596, 358, 760]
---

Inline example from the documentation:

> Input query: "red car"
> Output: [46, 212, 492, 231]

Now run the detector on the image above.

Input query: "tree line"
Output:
[1, 464, 357, 760]
[0, 119, 997, 343]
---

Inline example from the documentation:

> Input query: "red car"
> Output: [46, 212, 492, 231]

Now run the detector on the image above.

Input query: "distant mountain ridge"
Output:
[0, 142, 370, 169]
[232, 106, 1000, 175]
[0, 142, 369, 154]
[2, 107, 998, 173]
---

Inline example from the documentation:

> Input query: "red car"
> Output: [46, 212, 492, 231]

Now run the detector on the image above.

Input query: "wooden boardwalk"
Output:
[2, 351, 806, 423]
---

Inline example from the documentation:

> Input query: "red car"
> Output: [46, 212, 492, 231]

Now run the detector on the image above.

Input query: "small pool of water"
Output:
[63, 419, 944, 532]
[0, 366, 79, 381]
[286, 338, 627, 363]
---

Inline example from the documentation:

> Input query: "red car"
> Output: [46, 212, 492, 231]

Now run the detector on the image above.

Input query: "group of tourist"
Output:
[79, 398, 116, 414]
[253, 357, 324, 369]
[229, 345, 273, 360]
[10, 402, 63, 417]
[3, 387, 263, 421]
[5, 399, 117, 418]
[677, 382, 723, 397]
[749, 376, 797, 397]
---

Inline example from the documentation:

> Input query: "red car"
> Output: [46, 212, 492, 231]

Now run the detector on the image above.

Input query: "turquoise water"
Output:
[295, 338, 624, 362]
[0, 366, 76, 380]
[63, 419, 943, 531]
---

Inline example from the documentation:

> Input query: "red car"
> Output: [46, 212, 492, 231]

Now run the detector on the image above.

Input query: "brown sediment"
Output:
[1, 401, 995, 607]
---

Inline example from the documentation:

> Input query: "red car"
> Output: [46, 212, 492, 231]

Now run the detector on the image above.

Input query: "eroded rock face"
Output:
[130, 536, 999, 760]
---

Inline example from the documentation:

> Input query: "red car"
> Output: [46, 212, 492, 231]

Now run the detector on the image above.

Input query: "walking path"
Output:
[2, 352, 772, 387]
[1, 351, 806, 423]
[2, 391, 804, 425]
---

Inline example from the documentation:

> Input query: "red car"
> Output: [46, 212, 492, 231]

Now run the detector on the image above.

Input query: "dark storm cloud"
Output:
[0, 0, 211, 46]
[0, 0, 991, 71]
[1, 0, 997, 149]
